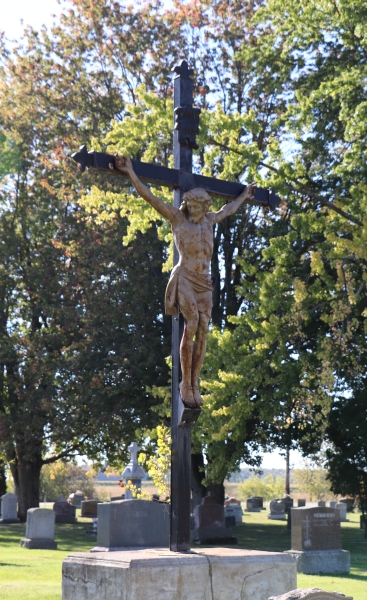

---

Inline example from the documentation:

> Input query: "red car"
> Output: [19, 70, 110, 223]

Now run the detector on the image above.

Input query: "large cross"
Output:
[72, 59, 280, 553]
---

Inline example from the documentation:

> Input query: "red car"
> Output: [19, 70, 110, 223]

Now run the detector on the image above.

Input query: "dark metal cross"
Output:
[72, 59, 280, 553]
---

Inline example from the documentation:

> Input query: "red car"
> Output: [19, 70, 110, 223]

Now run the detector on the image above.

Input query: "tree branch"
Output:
[208, 138, 363, 226]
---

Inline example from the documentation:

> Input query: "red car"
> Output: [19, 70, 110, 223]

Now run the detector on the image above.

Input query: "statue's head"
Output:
[179, 188, 212, 222]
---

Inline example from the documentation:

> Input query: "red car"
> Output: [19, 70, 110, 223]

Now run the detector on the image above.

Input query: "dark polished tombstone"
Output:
[53, 497, 76, 524]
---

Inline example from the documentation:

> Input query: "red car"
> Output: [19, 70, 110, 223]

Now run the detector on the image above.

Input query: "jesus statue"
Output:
[114, 156, 256, 408]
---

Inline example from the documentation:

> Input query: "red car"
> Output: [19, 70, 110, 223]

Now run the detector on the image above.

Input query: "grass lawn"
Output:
[0, 508, 366, 599]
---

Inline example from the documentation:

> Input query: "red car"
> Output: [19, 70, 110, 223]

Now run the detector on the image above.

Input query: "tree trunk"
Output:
[207, 481, 225, 506]
[191, 452, 206, 510]
[285, 446, 290, 495]
[0, 461, 6, 496]
[10, 456, 42, 521]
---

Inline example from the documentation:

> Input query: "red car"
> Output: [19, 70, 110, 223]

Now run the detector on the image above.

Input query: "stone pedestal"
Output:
[285, 549, 350, 574]
[62, 547, 297, 600]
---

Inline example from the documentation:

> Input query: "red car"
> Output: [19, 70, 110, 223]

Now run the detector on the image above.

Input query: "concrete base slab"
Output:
[62, 547, 297, 600]
[20, 538, 58, 550]
[285, 549, 350, 574]
[268, 514, 287, 520]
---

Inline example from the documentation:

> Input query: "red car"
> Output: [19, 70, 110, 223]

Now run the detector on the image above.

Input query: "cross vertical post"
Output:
[170, 60, 199, 552]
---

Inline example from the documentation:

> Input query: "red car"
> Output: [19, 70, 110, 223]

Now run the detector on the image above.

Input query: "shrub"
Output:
[40, 462, 95, 502]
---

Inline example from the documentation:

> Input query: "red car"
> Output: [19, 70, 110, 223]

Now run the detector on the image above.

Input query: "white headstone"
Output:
[336, 502, 347, 521]
[20, 508, 57, 549]
[225, 504, 243, 524]
[0, 493, 18, 522]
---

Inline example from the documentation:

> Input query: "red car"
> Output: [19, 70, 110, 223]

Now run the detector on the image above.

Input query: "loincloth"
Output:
[165, 266, 213, 317]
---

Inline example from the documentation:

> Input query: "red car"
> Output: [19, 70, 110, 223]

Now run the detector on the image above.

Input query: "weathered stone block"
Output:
[62, 547, 297, 600]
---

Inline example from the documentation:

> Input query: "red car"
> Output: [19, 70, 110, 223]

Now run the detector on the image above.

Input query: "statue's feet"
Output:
[180, 382, 196, 408]
[192, 385, 204, 407]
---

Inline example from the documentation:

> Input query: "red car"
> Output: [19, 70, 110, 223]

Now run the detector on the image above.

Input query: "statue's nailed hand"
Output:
[111, 155, 134, 177]
[243, 182, 256, 200]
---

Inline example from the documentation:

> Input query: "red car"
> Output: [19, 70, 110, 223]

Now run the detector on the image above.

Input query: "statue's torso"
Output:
[171, 210, 214, 275]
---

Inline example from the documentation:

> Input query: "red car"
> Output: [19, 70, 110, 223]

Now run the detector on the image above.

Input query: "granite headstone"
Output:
[0, 493, 19, 523]
[268, 499, 286, 520]
[20, 508, 57, 549]
[287, 506, 350, 573]
[224, 504, 243, 524]
[191, 493, 236, 544]
[93, 499, 169, 550]
[53, 496, 76, 524]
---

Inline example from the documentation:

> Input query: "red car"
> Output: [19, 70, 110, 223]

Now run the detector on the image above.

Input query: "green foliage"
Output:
[237, 474, 285, 501]
[139, 425, 171, 499]
[39, 462, 95, 502]
[326, 390, 367, 515]
[293, 463, 332, 501]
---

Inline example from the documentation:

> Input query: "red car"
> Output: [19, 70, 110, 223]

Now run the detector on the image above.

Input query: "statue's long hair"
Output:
[179, 188, 212, 218]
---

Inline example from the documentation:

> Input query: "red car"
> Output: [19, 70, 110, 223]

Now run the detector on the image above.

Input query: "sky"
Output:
[1, 0, 63, 41]
[0, 0, 304, 472]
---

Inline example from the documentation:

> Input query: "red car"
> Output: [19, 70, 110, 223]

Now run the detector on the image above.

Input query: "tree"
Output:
[237, 474, 284, 501]
[326, 388, 367, 517]
[293, 462, 332, 501]
[40, 462, 95, 502]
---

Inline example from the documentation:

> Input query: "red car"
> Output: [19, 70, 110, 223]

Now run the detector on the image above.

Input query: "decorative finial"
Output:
[172, 59, 194, 79]
[71, 145, 90, 173]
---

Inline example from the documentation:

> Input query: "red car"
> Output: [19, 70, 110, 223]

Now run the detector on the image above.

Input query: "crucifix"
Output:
[72, 59, 280, 552]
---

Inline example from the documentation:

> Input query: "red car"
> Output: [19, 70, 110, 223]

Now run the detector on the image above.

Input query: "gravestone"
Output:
[0, 492, 19, 523]
[81, 500, 98, 518]
[246, 497, 261, 512]
[224, 504, 243, 524]
[268, 499, 286, 520]
[318, 501, 326, 507]
[340, 498, 354, 512]
[192, 493, 236, 544]
[224, 496, 241, 507]
[92, 499, 169, 550]
[121, 442, 146, 499]
[298, 499, 306, 507]
[252, 495, 264, 509]
[20, 508, 57, 549]
[329, 501, 338, 508]
[53, 496, 76, 524]
[336, 502, 348, 522]
[269, 589, 353, 600]
[225, 515, 236, 528]
[286, 506, 350, 573]
[282, 496, 294, 512]
[69, 490, 83, 508]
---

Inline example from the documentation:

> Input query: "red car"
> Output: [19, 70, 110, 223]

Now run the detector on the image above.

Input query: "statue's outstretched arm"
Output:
[114, 156, 177, 221]
[213, 183, 256, 223]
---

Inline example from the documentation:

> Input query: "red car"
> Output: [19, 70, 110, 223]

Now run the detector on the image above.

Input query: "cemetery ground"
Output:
[0, 507, 366, 600]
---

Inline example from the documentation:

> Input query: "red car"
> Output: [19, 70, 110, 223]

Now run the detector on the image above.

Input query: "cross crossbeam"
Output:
[72, 146, 280, 209]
